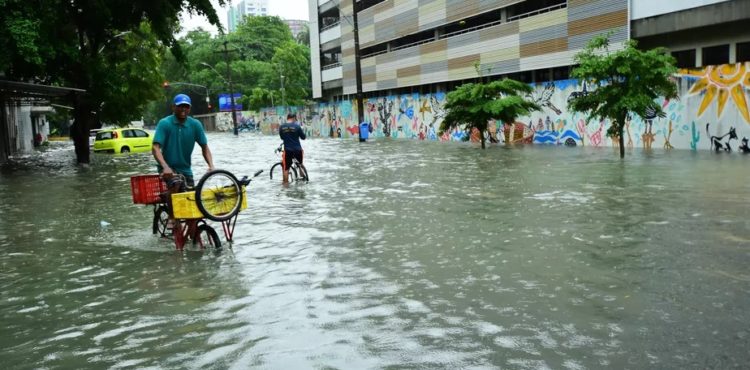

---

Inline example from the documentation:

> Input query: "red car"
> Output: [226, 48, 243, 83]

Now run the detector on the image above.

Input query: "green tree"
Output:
[568, 34, 678, 158]
[97, 24, 165, 125]
[295, 24, 310, 46]
[247, 87, 278, 111]
[0, 0, 227, 165]
[230, 16, 294, 62]
[272, 41, 311, 107]
[441, 79, 540, 149]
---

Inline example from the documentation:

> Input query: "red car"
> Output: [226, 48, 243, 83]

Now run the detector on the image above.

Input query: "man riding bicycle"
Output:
[152, 94, 215, 219]
[279, 112, 306, 184]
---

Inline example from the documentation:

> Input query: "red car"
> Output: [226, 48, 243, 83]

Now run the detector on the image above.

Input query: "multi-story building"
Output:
[310, 0, 629, 101]
[306, 0, 750, 151]
[632, 0, 750, 68]
[228, 0, 270, 32]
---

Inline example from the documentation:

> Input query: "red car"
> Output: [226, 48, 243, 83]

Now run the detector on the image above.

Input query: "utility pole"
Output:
[352, 0, 365, 129]
[222, 40, 238, 136]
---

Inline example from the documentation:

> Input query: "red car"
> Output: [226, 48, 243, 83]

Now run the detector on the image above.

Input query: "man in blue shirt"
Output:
[279, 112, 306, 183]
[152, 93, 215, 191]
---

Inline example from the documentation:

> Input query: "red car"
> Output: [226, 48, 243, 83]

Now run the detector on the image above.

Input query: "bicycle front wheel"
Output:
[270, 162, 282, 179]
[196, 169, 242, 222]
[270, 162, 298, 181]
[194, 224, 221, 249]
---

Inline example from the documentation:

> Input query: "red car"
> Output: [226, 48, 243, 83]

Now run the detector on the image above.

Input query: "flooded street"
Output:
[1, 134, 749, 369]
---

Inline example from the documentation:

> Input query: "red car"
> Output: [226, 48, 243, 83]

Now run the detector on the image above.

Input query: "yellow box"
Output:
[171, 186, 247, 219]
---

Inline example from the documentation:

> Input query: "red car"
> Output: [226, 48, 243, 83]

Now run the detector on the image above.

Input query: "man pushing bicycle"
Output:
[152, 94, 215, 220]
[279, 112, 306, 184]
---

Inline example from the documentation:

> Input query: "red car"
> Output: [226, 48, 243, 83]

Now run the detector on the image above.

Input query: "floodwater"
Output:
[1, 134, 748, 369]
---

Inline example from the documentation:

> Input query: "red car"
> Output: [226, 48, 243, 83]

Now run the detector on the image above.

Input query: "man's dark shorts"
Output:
[164, 173, 194, 192]
[283, 149, 303, 170]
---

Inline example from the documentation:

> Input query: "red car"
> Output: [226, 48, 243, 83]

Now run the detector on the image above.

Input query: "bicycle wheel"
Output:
[296, 163, 309, 182]
[270, 162, 297, 181]
[152, 205, 169, 237]
[195, 224, 221, 249]
[270, 162, 282, 179]
[195, 169, 242, 222]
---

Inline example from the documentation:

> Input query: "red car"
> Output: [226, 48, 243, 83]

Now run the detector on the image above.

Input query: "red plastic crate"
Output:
[131, 175, 167, 204]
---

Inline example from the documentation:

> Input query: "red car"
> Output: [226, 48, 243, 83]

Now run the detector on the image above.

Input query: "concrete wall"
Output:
[309, 0, 323, 99]
[631, 0, 750, 38]
[302, 62, 750, 153]
[630, 0, 729, 20]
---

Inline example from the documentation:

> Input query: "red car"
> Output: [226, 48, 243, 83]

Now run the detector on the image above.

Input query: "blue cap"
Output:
[173, 94, 191, 106]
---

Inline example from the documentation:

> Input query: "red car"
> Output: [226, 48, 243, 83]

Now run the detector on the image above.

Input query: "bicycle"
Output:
[269, 143, 309, 182]
[131, 169, 263, 250]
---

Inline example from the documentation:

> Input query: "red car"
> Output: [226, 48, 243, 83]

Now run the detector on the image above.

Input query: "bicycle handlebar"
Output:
[239, 169, 264, 186]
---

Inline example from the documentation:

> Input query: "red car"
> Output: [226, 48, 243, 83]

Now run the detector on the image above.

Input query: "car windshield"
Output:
[95, 131, 113, 140]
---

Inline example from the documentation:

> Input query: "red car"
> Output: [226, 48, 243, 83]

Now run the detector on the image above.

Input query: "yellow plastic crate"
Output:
[171, 186, 247, 219]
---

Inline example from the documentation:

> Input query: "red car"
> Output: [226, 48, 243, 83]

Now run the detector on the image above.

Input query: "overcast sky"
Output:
[181, 0, 310, 35]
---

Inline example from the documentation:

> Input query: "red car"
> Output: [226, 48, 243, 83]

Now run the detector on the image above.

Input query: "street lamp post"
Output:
[280, 74, 286, 114]
[223, 41, 238, 136]
[200, 60, 237, 135]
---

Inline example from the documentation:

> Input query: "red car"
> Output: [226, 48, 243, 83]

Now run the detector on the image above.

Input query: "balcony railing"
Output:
[507, 3, 566, 22]
[322, 62, 342, 70]
[442, 19, 503, 39]
[360, 49, 388, 59]
[320, 21, 340, 33]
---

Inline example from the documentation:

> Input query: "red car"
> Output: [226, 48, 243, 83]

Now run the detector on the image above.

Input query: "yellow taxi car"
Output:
[93, 128, 153, 154]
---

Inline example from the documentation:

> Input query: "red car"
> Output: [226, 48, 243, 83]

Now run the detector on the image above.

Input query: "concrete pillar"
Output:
[696, 47, 702, 67]
[18, 105, 32, 153]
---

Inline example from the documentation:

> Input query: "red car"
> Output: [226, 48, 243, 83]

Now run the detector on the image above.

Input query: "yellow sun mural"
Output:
[682, 62, 750, 123]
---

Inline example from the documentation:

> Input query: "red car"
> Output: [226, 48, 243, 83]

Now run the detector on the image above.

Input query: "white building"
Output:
[228, 0, 270, 32]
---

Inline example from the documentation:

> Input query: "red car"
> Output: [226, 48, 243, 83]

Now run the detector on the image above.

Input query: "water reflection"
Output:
[1, 135, 748, 368]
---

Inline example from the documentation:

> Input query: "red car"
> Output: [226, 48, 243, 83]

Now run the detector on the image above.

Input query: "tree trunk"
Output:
[72, 96, 92, 165]
[618, 117, 625, 159]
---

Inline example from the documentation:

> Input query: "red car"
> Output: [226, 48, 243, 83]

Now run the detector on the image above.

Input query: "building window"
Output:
[552, 66, 569, 81]
[671, 49, 696, 69]
[737, 41, 750, 63]
[509, 71, 532, 83]
[701, 44, 729, 66]
[536, 68, 551, 83]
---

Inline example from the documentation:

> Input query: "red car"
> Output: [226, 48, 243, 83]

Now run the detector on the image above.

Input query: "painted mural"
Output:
[265, 62, 750, 153]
